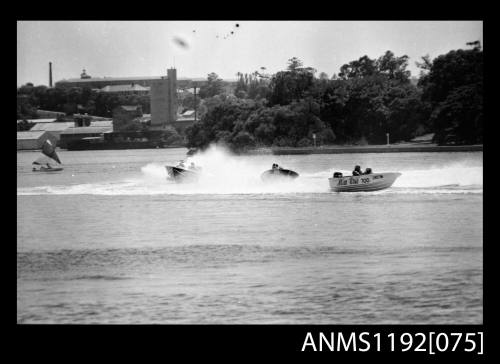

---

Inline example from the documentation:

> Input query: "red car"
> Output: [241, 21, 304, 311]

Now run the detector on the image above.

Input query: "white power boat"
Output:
[329, 172, 401, 192]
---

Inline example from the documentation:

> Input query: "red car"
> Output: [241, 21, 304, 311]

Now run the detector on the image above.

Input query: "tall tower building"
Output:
[167, 68, 177, 125]
[150, 68, 178, 129]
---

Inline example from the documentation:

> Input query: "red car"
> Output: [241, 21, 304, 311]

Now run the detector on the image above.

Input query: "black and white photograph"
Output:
[17, 21, 483, 330]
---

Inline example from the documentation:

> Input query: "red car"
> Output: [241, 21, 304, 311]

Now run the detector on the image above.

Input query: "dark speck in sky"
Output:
[235, 23, 239, 27]
[172, 36, 189, 49]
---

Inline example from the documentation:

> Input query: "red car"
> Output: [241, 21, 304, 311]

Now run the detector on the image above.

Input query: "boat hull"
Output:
[261, 168, 299, 181]
[328, 172, 401, 192]
[165, 166, 199, 183]
[33, 167, 64, 172]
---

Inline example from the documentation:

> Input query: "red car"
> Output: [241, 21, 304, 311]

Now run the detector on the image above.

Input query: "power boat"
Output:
[261, 164, 299, 182]
[329, 171, 401, 192]
[32, 140, 63, 172]
[165, 161, 201, 183]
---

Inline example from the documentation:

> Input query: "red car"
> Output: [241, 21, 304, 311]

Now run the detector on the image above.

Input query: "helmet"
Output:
[355, 165, 361, 170]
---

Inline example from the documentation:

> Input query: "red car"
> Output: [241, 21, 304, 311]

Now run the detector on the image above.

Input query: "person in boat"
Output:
[352, 165, 362, 176]
[364, 167, 372, 174]
[272, 163, 280, 170]
[178, 161, 186, 169]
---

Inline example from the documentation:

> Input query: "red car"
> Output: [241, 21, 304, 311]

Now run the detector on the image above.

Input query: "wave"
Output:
[18, 145, 482, 196]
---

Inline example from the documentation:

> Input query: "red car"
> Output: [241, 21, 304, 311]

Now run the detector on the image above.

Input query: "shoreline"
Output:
[17, 143, 483, 155]
[245, 143, 483, 155]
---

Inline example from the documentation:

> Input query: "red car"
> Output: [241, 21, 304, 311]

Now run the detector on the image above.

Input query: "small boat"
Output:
[261, 164, 299, 181]
[165, 161, 200, 183]
[32, 140, 63, 172]
[329, 172, 401, 192]
[33, 165, 64, 172]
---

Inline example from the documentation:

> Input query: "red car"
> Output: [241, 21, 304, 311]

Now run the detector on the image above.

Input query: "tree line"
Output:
[17, 85, 151, 121]
[187, 43, 482, 150]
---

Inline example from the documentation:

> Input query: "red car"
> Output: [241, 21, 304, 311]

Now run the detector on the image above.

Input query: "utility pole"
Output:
[49, 62, 53, 87]
[386, 133, 390, 145]
[193, 84, 197, 121]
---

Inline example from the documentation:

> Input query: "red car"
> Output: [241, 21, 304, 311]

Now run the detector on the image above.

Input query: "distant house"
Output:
[411, 133, 435, 143]
[17, 118, 57, 124]
[73, 113, 92, 127]
[181, 110, 196, 118]
[17, 131, 58, 150]
[59, 126, 113, 149]
[112, 105, 143, 132]
[36, 110, 66, 119]
[90, 120, 113, 128]
[30, 122, 75, 144]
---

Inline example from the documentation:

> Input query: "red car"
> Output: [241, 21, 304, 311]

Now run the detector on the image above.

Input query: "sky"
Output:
[17, 21, 483, 86]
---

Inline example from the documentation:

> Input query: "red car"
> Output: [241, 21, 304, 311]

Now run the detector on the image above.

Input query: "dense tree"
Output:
[376, 51, 411, 82]
[419, 42, 482, 144]
[234, 72, 247, 97]
[185, 97, 261, 149]
[199, 72, 225, 99]
[339, 55, 377, 79]
[268, 57, 316, 105]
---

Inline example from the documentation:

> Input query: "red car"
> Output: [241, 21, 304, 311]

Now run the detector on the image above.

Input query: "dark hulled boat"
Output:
[261, 164, 299, 181]
[165, 162, 201, 183]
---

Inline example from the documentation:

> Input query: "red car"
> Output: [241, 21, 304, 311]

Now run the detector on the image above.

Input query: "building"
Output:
[100, 84, 150, 95]
[59, 126, 113, 148]
[150, 68, 177, 130]
[181, 110, 196, 118]
[36, 110, 66, 119]
[17, 131, 58, 150]
[90, 120, 113, 128]
[55, 69, 206, 89]
[112, 105, 143, 131]
[29, 122, 75, 145]
[17, 118, 56, 125]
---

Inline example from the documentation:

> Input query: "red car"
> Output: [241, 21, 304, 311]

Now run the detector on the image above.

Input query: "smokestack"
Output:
[49, 62, 53, 87]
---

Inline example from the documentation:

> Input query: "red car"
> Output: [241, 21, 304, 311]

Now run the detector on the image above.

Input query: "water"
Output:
[17, 146, 483, 324]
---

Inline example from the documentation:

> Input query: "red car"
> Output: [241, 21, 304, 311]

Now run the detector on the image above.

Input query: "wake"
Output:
[18, 145, 483, 196]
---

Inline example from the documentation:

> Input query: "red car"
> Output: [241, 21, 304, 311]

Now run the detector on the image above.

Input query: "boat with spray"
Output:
[165, 160, 201, 183]
[261, 163, 299, 182]
[329, 168, 401, 192]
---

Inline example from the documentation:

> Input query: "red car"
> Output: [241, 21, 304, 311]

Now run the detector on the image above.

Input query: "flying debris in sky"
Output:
[172, 36, 189, 49]
[230, 31, 234, 35]
[235, 23, 240, 27]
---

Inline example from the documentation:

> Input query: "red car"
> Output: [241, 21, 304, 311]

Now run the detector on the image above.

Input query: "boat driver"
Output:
[352, 165, 362, 176]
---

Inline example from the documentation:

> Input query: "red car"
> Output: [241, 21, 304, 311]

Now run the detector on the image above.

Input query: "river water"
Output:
[17, 146, 483, 324]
